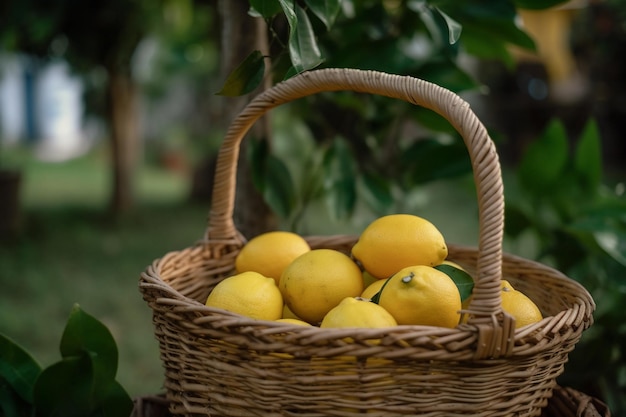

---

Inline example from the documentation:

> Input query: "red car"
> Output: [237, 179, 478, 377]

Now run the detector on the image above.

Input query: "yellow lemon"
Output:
[235, 231, 311, 284]
[440, 259, 466, 271]
[361, 279, 387, 300]
[461, 280, 543, 328]
[276, 318, 312, 326]
[362, 271, 379, 288]
[320, 297, 397, 328]
[279, 249, 364, 325]
[205, 271, 283, 320]
[352, 214, 448, 279]
[377, 265, 461, 328]
[501, 281, 543, 328]
[281, 303, 300, 320]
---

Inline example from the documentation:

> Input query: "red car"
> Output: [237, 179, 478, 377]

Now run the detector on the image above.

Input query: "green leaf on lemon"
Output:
[434, 264, 474, 302]
[370, 278, 391, 305]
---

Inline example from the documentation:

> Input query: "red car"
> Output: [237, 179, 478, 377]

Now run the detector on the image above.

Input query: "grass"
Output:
[0, 145, 210, 397]
[0, 143, 482, 399]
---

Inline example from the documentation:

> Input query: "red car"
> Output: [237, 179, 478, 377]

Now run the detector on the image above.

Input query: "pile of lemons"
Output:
[205, 214, 543, 330]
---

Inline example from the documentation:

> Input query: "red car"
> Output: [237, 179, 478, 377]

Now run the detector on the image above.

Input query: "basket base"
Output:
[132, 386, 610, 417]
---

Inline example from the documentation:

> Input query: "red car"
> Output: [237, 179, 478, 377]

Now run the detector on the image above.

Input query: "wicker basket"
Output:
[132, 386, 611, 417]
[139, 68, 595, 416]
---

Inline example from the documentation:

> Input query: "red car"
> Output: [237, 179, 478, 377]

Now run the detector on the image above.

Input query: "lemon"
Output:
[440, 259, 466, 271]
[205, 271, 283, 320]
[352, 214, 448, 279]
[321, 297, 397, 328]
[362, 271, 379, 288]
[377, 265, 461, 328]
[361, 278, 387, 300]
[235, 231, 311, 284]
[461, 280, 543, 328]
[281, 303, 300, 320]
[279, 249, 364, 325]
[276, 318, 312, 326]
[501, 281, 543, 328]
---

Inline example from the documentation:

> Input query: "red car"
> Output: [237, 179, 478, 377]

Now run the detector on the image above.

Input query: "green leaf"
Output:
[247, 137, 269, 193]
[60, 305, 118, 382]
[593, 231, 626, 267]
[304, 0, 341, 30]
[279, 0, 324, 73]
[247, 138, 296, 218]
[461, 30, 516, 68]
[263, 154, 297, 218]
[400, 138, 472, 187]
[370, 277, 392, 305]
[411, 1, 462, 46]
[513, 0, 569, 10]
[0, 333, 42, 403]
[568, 208, 626, 266]
[34, 306, 132, 417]
[412, 107, 457, 134]
[0, 378, 31, 417]
[435, 7, 462, 44]
[456, 6, 536, 53]
[216, 50, 265, 96]
[574, 118, 602, 193]
[518, 119, 569, 196]
[504, 204, 533, 238]
[249, 0, 282, 18]
[33, 354, 96, 417]
[359, 171, 394, 215]
[410, 3, 453, 47]
[323, 138, 357, 220]
[98, 380, 134, 417]
[417, 59, 479, 93]
[434, 264, 474, 301]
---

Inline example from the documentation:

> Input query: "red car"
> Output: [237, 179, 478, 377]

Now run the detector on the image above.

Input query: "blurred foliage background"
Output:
[0, 0, 625, 414]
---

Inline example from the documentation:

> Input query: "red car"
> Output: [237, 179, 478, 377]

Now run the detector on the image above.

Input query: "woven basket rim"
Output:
[140, 240, 594, 360]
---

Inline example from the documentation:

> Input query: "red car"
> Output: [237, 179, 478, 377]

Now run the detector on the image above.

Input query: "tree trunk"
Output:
[107, 71, 140, 215]
[218, 0, 276, 239]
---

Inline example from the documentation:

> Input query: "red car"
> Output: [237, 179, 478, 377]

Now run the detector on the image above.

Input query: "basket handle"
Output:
[207, 68, 514, 358]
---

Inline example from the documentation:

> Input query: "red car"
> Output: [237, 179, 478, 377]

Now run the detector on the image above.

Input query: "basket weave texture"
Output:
[139, 68, 595, 416]
[132, 386, 611, 417]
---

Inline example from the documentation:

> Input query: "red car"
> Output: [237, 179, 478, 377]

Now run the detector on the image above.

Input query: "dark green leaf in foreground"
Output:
[434, 264, 474, 302]
[1, 376, 32, 417]
[33, 353, 132, 417]
[98, 380, 134, 417]
[34, 305, 133, 417]
[217, 50, 265, 96]
[60, 304, 118, 381]
[0, 333, 42, 403]
[33, 354, 96, 417]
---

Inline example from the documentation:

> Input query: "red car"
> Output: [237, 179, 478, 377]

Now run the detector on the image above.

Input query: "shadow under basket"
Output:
[139, 69, 595, 416]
